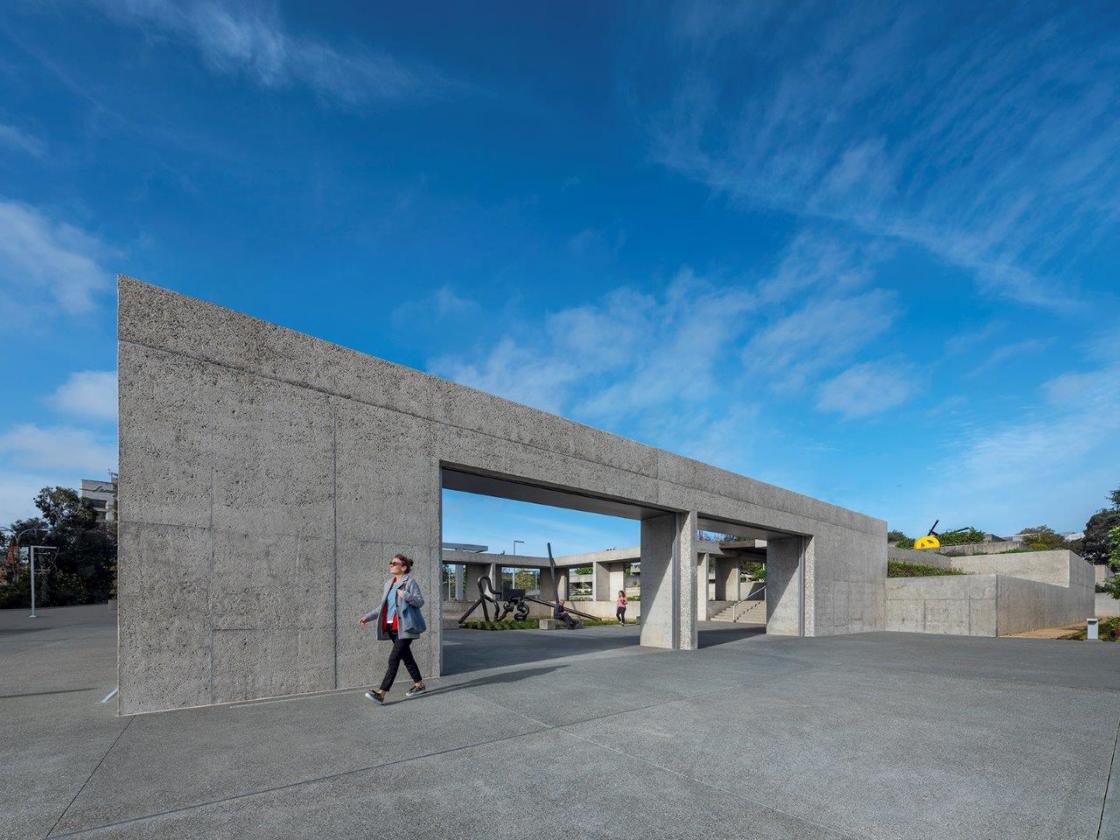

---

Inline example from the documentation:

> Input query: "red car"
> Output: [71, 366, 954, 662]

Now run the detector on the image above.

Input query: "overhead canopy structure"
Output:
[116, 277, 887, 714]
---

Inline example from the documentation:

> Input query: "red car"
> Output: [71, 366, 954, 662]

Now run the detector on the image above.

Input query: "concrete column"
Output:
[608, 564, 625, 601]
[556, 569, 569, 601]
[464, 563, 488, 601]
[714, 557, 740, 602]
[766, 536, 804, 636]
[679, 512, 698, 650]
[696, 552, 710, 621]
[593, 561, 611, 601]
[537, 568, 559, 601]
[488, 562, 501, 595]
[453, 565, 465, 600]
[640, 513, 676, 648]
[639, 510, 698, 650]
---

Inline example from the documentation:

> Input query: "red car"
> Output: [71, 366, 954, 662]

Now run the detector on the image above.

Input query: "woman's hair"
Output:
[618, 590, 625, 596]
[393, 554, 414, 572]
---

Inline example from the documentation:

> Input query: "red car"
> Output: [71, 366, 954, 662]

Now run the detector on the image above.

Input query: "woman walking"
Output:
[616, 590, 628, 625]
[359, 553, 427, 704]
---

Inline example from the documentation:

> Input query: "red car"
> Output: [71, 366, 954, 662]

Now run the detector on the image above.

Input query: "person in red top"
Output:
[616, 590, 628, 625]
[359, 554, 427, 704]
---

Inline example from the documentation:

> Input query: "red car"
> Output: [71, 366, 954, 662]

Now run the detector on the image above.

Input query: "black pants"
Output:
[379, 630, 422, 691]
[616, 607, 626, 624]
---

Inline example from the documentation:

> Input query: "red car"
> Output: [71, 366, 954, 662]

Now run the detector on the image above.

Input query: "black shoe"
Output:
[365, 689, 385, 705]
[405, 683, 426, 698]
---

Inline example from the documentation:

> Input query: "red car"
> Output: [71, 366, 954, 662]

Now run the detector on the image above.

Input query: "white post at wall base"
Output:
[1086, 617, 1099, 641]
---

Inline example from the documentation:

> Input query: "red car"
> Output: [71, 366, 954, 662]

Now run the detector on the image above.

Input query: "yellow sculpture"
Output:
[914, 534, 941, 550]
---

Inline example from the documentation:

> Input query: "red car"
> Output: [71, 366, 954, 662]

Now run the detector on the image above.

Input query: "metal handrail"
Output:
[729, 583, 766, 622]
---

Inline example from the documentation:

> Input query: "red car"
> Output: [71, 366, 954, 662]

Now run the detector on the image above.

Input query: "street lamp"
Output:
[2, 526, 48, 618]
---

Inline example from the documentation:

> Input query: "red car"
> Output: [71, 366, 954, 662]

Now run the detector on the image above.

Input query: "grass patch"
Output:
[887, 560, 966, 577]
[460, 619, 540, 631]
[1061, 617, 1120, 641]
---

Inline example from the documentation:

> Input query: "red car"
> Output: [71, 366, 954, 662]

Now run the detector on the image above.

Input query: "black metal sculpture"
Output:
[457, 541, 597, 627]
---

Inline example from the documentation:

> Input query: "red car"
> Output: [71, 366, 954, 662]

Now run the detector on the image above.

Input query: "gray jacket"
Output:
[362, 575, 427, 640]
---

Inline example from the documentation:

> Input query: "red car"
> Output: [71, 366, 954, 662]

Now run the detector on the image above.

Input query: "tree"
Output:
[1080, 486, 1120, 565]
[1109, 525, 1120, 574]
[1019, 525, 1068, 551]
[1, 486, 117, 609]
[887, 530, 908, 543]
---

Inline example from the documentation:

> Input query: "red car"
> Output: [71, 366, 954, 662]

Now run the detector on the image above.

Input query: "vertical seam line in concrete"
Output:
[208, 464, 215, 702]
[1098, 711, 1120, 838]
[332, 408, 338, 690]
[45, 716, 134, 839]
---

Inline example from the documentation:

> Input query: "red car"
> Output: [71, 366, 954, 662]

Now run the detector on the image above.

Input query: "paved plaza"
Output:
[2, 605, 1118, 839]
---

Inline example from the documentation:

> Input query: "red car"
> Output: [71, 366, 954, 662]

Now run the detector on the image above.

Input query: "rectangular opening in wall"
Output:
[440, 476, 643, 675]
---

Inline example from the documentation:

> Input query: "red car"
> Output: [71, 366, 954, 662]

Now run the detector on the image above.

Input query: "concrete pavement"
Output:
[2, 605, 1118, 839]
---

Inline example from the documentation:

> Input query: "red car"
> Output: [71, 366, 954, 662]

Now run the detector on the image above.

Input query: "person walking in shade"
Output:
[359, 553, 427, 704]
[616, 590, 628, 625]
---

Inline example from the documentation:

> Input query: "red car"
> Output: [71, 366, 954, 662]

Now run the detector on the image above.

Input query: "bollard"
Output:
[1087, 618, 1099, 641]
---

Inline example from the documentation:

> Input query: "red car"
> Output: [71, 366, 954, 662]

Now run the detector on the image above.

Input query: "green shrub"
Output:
[1061, 617, 1120, 641]
[938, 527, 987, 546]
[887, 560, 966, 577]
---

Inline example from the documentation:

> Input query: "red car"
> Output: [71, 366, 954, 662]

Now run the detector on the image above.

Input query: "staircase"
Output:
[709, 599, 767, 624]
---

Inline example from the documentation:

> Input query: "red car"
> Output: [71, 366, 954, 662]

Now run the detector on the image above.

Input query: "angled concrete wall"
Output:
[118, 278, 886, 713]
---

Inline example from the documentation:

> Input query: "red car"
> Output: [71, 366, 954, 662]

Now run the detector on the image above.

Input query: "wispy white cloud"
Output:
[0, 121, 45, 157]
[90, 0, 444, 106]
[48, 371, 118, 421]
[816, 360, 916, 419]
[638, 2, 1119, 308]
[743, 288, 900, 390]
[0, 472, 69, 525]
[0, 423, 117, 472]
[910, 336, 1120, 532]
[965, 339, 1049, 379]
[434, 271, 757, 424]
[392, 284, 480, 327]
[0, 199, 112, 314]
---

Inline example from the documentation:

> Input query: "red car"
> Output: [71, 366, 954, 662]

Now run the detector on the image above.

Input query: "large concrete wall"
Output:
[117, 278, 886, 713]
[885, 575, 998, 636]
[995, 576, 1094, 636]
[885, 551, 1095, 636]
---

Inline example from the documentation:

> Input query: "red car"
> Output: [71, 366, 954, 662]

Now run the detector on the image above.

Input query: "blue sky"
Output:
[1, 1, 1118, 552]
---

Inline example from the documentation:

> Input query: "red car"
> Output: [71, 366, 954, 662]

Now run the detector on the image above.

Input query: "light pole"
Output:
[512, 540, 524, 590]
[3, 527, 48, 618]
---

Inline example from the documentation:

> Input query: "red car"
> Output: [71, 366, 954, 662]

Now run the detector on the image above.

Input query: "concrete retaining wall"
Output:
[885, 551, 1095, 636]
[950, 550, 1087, 587]
[885, 575, 998, 636]
[996, 575, 1094, 635]
[938, 541, 1021, 556]
[118, 278, 886, 714]
[887, 546, 954, 569]
[1097, 594, 1120, 618]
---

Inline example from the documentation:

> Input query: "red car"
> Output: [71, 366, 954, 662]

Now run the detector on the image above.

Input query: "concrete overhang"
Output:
[442, 464, 671, 520]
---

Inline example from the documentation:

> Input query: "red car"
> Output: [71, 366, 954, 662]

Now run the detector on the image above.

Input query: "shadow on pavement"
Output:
[697, 624, 766, 648]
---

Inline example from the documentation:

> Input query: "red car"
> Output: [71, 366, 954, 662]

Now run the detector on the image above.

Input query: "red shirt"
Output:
[382, 584, 401, 631]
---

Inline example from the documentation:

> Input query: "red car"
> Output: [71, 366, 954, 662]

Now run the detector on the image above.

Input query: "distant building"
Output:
[80, 475, 117, 524]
